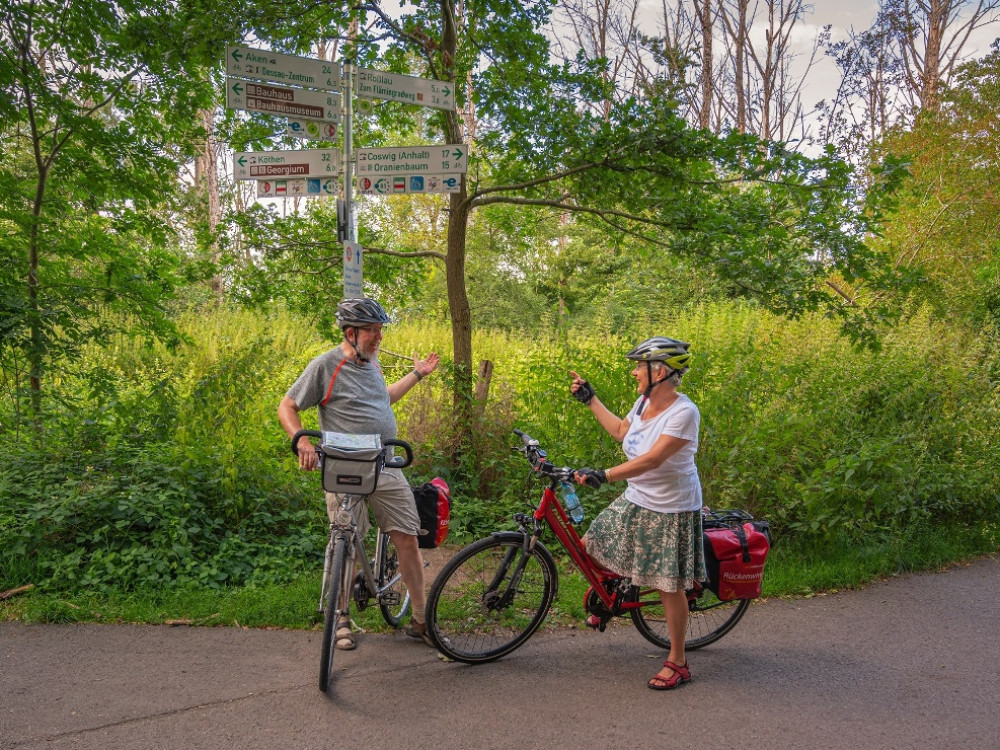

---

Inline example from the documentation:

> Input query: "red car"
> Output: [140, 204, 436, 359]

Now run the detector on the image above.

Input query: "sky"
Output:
[657, 1, 998, 106]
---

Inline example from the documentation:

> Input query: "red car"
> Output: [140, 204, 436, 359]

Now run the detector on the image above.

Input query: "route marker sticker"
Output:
[234, 149, 341, 180]
[357, 173, 462, 195]
[257, 178, 338, 197]
[286, 118, 338, 140]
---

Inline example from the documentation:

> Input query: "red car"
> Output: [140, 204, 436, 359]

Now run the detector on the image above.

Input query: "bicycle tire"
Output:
[426, 534, 558, 664]
[319, 535, 349, 693]
[377, 531, 411, 627]
[630, 588, 751, 650]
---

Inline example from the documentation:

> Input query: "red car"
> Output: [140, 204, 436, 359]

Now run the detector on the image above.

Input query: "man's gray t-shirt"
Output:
[285, 346, 397, 439]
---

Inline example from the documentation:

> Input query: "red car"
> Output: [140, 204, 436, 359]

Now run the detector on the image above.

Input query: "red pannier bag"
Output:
[703, 521, 770, 601]
[413, 478, 451, 549]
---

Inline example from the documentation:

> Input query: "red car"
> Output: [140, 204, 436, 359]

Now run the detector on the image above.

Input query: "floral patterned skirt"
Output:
[583, 495, 707, 592]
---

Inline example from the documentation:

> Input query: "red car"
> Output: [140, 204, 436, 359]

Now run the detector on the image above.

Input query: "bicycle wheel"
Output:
[630, 586, 751, 650]
[426, 534, 558, 664]
[318, 535, 349, 693]
[377, 531, 411, 627]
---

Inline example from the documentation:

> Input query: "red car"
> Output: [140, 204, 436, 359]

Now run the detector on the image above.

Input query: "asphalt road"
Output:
[2, 555, 998, 750]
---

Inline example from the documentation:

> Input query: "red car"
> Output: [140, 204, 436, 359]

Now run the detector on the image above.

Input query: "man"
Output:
[277, 298, 439, 650]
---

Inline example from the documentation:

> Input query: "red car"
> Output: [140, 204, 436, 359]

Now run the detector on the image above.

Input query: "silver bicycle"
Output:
[291, 429, 414, 692]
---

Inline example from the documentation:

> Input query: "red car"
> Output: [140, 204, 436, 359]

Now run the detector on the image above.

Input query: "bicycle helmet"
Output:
[626, 337, 692, 415]
[336, 298, 391, 329]
[625, 336, 692, 374]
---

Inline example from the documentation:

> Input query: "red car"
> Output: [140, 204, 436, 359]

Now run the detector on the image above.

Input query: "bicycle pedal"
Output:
[381, 592, 402, 606]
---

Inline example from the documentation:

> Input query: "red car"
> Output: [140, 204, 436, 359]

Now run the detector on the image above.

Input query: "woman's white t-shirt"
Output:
[621, 393, 702, 513]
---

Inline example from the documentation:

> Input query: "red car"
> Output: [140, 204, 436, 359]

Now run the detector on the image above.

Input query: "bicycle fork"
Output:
[484, 534, 537, 610]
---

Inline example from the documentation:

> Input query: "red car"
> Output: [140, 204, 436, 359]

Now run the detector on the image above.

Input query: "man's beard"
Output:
[356, 339, 379, 362]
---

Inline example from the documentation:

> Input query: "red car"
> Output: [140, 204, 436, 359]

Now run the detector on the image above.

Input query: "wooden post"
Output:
[474, 359, 493, 417]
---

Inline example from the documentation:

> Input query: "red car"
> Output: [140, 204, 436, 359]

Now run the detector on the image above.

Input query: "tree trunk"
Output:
[441, 0, 476, 448]
[697, 0, 713, 129]
[194, 107, 222, 297]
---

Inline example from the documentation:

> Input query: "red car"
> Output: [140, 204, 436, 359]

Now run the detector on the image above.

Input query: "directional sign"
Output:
[257, 178, 338, 198]
[227, 78, 339, 123]
[343, 241, 363, 298]
[234, 149, 341, 180]
[286, 118, 338, 140]
[357, 173, 462, 195]
[356, 145, 468, 176]
[227, 45, 341, 92]
[356, 68, 455, 111]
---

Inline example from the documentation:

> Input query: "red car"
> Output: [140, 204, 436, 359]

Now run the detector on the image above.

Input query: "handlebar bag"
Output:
[703, 521, 770, 601]
[320, 443, 384, 495]
[413, 478, 451, 549]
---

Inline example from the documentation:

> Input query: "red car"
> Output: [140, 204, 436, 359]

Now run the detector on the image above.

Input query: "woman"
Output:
[571, 336, 706, 690]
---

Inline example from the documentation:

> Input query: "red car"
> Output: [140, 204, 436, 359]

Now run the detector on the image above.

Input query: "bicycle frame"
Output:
[531, 481, 653, 615]
[319, 495, 405, 614]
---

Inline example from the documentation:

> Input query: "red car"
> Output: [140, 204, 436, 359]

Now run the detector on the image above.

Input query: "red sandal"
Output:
[647, 660, 691, 690]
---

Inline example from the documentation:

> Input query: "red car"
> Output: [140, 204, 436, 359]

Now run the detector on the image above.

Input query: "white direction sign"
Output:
[234, 149, 341, 180]
[357, 174, 462, 195]
[286, 118, 338, 140]
[356, 145, 468, 176]
[356, 68, 455, 111]
[343, 241, 363, 298]
[227, 45, 341, 93]
[227, 78, 339, 123]
[257, 178, 338, 198]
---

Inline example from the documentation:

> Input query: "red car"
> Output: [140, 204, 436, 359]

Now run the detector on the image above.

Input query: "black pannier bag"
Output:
[413, 478, 451, 549]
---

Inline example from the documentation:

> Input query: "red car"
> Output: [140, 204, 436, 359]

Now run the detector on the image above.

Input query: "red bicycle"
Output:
[425, 429, 753, 663]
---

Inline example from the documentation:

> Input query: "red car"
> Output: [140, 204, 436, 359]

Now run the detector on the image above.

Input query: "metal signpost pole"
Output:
[341, 59, 362, 299]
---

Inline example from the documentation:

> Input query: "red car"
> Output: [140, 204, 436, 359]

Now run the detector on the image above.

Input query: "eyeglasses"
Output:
[358, 325, 384, 335]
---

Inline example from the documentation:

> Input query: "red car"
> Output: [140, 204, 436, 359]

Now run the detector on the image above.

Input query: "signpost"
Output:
[356, 68, 455, 111]
[257, 178, 338, 198]
[223, 43, 472, 299]
[357, 174, 462, 195]
[356, 145, 468, 175]
[233, 149, 341, 180]
[227, 45, 341, 92]
[227, 78, 339, 122]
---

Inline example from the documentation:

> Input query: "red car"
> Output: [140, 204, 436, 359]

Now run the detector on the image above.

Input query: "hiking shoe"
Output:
[405, 619, 435, 648]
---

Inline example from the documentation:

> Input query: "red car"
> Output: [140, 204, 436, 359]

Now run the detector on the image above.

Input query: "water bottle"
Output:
[560, 481, 585, 524]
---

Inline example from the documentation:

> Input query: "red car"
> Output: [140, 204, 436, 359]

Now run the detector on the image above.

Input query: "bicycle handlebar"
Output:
[512, 429, 576, 483]
[290, 430, 413, 469]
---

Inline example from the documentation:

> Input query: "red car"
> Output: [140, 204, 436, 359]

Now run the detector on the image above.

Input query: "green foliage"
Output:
[0, 0, 224, 428]
[3, 299, 999, 596]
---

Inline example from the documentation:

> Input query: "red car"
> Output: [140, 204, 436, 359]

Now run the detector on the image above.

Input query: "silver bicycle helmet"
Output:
[335, 298, 391, 329]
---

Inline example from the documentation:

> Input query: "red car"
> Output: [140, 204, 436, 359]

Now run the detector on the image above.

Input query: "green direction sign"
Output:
[227, 45, 341, 93]
[233, 149, 341, 181]
[356, 68, 455, 111]
[227, 77, 338, 123]
[355, 145, 468, 176]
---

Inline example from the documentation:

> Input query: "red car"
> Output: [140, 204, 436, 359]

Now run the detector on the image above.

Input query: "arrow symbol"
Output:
[452, 148, 463, 159]
[442, 86, 451, 97]
[237, 155, 247, 167]
[232, 81, 243, 96]
[231, 48, 243, 63]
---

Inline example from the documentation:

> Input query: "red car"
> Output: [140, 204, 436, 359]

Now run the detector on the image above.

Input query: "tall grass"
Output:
[2, 302, 998, 595]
